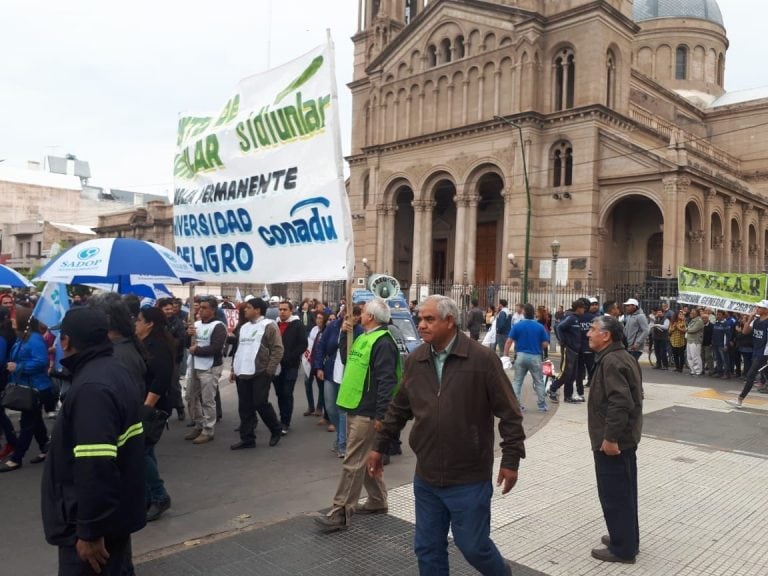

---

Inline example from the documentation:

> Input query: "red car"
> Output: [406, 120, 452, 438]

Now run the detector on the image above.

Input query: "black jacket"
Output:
[278, 318, 308, 369]
[42, 344, 146, 546]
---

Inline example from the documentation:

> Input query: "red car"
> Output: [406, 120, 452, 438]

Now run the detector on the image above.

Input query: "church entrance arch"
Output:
[393, 186, 414, 286]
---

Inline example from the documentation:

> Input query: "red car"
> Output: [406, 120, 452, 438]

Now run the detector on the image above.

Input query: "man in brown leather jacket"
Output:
[369, 295, 525, 575]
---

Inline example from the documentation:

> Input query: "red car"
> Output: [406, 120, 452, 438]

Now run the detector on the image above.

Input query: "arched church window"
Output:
[553, 142, 573, 187]
[717, 53, 725, 87]
[675, 46, 688, 80]
[554, 49, 576, 111]
[455, 35, 465, 59]
[440, 38, 452, 64]
[427, 45, 437, 68]
[606, 50, 616, 108]
[404, 0, 418, 24]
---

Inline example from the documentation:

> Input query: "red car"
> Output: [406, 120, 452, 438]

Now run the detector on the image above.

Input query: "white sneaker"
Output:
[572, 394, 585, 402]
[725, 399, 743, 409]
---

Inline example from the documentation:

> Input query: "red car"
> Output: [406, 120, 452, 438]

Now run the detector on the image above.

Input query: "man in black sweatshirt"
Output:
[273, 300, 308, 433]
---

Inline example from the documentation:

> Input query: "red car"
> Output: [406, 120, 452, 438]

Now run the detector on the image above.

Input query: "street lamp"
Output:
[362, 257, 371, 280]
[495, 115, 532, 304]
[550, 239, 560, 312]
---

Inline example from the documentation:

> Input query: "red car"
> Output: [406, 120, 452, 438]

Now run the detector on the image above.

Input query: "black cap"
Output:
[61, 307, 110, 350]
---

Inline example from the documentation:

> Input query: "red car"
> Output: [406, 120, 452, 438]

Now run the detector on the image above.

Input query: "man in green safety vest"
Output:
[315, 298, 401, 532]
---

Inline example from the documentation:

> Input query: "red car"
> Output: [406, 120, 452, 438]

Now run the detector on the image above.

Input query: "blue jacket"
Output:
[318, 318, 363, 381]
[10, 331, 52, 391]
[556, 311, 582, 352]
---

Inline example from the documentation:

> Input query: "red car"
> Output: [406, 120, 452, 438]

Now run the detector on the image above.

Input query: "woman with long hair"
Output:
[135, 306, 174, 522]
[0, 307, 18, 459]
[0, 306, 52, 472]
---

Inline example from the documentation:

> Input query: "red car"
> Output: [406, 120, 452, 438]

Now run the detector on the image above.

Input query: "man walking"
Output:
[368, 295, 525, 575]
[623, 298, 649, 361]
[230, 298, 284, 450]
[494, 299, 511, 355]
[159, 297, 187, 420]
[466, 298, 484, 341]
[504, 303, 550, 411]
[727, 300, 768, 408]
[185, 295, 227, 444]
[273, 300, 307, 434]
[549, 299, 586, 403]
[587, 315, 643, 564]
[315, 298, 400, 532]
[650, 308, 670, 370]
[42, 307, 146, 576]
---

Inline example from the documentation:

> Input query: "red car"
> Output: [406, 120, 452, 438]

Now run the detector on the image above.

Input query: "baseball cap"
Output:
[757, 299, 768, 309]
[588, 297, 598, 304]
[61, 307, 109, 350]
[269, 296, 280, 303]
[623, 298, 640, 307]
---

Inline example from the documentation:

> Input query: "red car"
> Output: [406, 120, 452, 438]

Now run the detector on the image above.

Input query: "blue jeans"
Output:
[495, 335, 506, 355]
[511, 352, 545, 408]
[413, 475, 507, 575]
[324, 380, 346, 451]
[714, 346, 731, 375]
[144, 444, 169, 504]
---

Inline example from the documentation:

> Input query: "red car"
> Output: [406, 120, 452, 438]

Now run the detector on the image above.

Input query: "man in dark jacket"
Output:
[368, 295, 524, 575]
[587, 315, 643, 564]
[315, 298, 400, 532]
[549, 299, 586, 403]
[466, 298, 484, 340]
[273, 300, 308, 433]
[42, 307, 145, 576]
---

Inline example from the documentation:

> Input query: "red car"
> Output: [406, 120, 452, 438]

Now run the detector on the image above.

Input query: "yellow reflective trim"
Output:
[73, 444, 118, 458]
[117, 422, 143, 447]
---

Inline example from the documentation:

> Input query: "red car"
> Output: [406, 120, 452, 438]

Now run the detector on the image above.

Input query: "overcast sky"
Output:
[0, 0, 764, 198]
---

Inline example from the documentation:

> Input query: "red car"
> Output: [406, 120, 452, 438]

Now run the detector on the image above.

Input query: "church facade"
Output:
[346, 0, 768, 299]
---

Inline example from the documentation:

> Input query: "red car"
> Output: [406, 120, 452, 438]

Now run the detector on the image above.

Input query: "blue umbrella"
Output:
[0, 263, 34, 288]
[33, 238, 201, 286]
[85, 280, 174, 299]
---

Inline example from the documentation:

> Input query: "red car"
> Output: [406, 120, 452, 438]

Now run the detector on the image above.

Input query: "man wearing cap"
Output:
[266, 296, 281, 321]
[185, 295, 227, 444]
[727, 300, 768, 408]
[623, 299, 649, 361]
[42, 307, 145, 576]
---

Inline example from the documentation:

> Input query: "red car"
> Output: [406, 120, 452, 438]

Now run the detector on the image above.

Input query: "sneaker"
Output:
[563, 397, 578, 403]
[281, 426, 289, 436]
[269, 433, 281, 447]
[548, 392, 559, 403]
[184, 428, 202, 441]
[46, 411, 57, 419]
[537, 403, 548, 412]
[725, 399, 743, 409]
[314, 509, 347, 532]
[337, 450, 346, 459]
[572, 394, 585, 402]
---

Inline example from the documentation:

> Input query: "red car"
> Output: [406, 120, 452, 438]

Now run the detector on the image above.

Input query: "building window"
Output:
[427, 44, 437, 68]
[455, 35, 465, 59]
[606, 50, 616, 108]
[404, 0, 417, 24]
[439, 38, 451, 64]
[553, 142, 573, 187]
[717, 53, 725, 87]
[675, 46, 687, 80]
[554, 49, 575, 111]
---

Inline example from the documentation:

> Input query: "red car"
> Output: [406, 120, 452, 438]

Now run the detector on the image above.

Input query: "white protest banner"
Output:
[173, 41, 353, 283]
[677, 265, 767, 313]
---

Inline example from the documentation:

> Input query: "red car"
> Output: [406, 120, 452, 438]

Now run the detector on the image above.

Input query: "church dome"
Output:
[633, 0, 724, 27]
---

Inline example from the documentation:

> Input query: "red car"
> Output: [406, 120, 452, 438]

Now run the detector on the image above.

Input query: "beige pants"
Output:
[331, 414, 388, 515]
[188, 366, 222, 435]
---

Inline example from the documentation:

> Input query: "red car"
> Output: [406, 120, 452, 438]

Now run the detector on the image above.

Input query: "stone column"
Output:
[743, 204, 753, 272]
[432, 88, 439, 133]
[500, 188, 514, 281]
[703, 188, 715, 270]
[384, 206, 397, 274]
[392, 98, 399, 141]
[422, 201, 435, 283]
[404, 95, 412, 139]
[478, 74, 485, 121]
[493, 70, 501, 116]
[466, 194, 479, 285]
[759, 209, 767, 272]
[411, 200, 424, 286]
[418, 92, 425, 135]
[724, 197, 735, 272]
[462, 80, 469, 125]
[375, 204, 387, 271]
[453, 193, 468, 284]
[447, 83, 454, 129]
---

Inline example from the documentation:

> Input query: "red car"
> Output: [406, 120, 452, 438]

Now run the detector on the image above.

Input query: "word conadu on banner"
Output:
[258, 197, 338, 247]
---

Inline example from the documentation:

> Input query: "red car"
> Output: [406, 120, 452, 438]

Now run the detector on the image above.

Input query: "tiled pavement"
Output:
[139, 377, 768, 575]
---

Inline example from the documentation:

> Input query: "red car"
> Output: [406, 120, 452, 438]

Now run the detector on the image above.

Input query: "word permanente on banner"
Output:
[677, 265, 767, 313]
[172, 42, 353, 284]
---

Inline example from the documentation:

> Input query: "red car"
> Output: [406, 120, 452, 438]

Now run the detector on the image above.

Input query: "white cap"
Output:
[269, 296, 280, 303]
[757, 299, 768, 309]
[244, 294, 255, 301]
[623, 298, 640, 307]
[589, 297, 598, 304]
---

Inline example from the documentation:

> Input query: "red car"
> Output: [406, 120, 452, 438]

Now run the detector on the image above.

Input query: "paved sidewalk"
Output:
[138, 373, 768, 575]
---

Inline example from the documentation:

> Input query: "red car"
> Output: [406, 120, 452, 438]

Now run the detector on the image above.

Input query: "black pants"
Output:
[577, 352, 594, 391]
[272, 365, 299, 428]
[58, 534, 133, 576]
[236, 374, 281, 442]
[594, 448, 639, 561]
[653, 339, 669, 368]
[739, 354, 767, 400]
[671, 345, 686, 371]
[550, 347, 579, 398]
[169, 364, 184, 412]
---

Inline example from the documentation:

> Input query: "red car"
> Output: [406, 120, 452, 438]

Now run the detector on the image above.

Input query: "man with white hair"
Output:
[315, 298, 401, 532]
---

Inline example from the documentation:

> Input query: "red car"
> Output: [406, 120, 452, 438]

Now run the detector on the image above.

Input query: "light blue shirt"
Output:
[431, 333, 458, 383]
